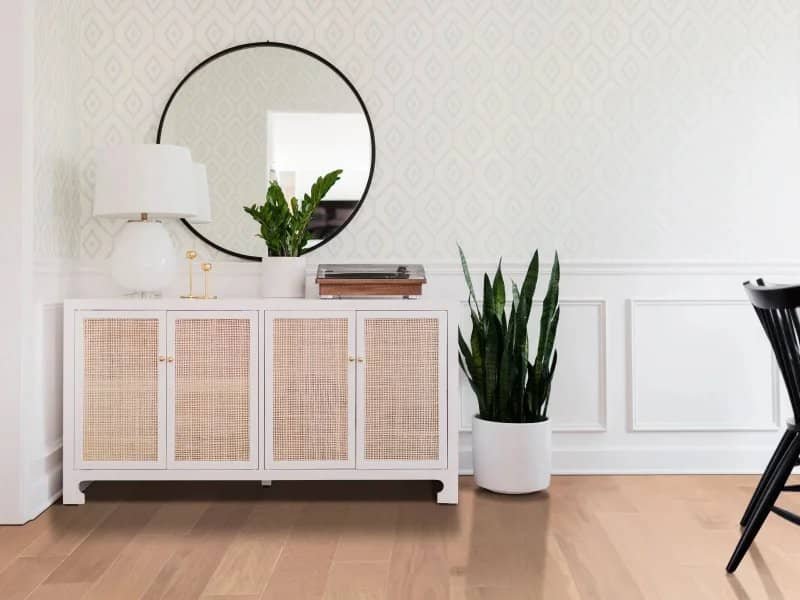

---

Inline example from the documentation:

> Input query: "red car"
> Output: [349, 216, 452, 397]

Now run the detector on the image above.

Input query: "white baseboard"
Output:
[458, 432, 775, 475]
[24, 441, 62, 522]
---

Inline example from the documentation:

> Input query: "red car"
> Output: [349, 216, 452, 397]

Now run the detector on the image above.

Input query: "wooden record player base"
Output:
[317, 280, 424, 298]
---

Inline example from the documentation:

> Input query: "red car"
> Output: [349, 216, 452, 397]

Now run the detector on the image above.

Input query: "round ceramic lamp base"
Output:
[110, 220, 177, 294]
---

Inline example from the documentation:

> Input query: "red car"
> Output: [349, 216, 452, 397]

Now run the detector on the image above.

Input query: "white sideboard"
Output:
[63, 298, 459, 504]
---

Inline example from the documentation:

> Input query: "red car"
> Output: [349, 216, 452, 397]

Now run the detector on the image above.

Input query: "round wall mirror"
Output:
[157, 42, 375, 260]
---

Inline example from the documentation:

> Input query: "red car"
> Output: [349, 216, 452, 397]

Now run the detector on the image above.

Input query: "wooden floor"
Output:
[1, 475, 800, 599]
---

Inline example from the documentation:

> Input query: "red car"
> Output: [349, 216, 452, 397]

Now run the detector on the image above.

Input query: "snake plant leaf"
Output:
[458, 354, 484, 413]
[534, 304, 560, 396]
[493, 258, 505, 317]
[469, 313, 485, 410]
[540, 349, 558, 418]
[519, 250, 539, 318]
[483, 273, 495, 322]
[511, 281, 520, 310]
[534, 254, 560, 371]
[497, 302, 516, 420]
[484, 314, 502, 421]
[458, 329, 473, 368]
[524, 361, 536, 417]
[458, 245, 481, 319]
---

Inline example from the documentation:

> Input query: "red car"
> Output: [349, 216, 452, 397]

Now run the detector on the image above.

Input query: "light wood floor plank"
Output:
[0, 556, 63, 600]
[83, 534, 184, 600]
[260, 503, 347, 600]
[202, 503, 299, 597]
[140, 501, 210, 537]
[4, 476, 800, 599]
[19, 503, 118, 559]
[25, 581, 92, 600]
[333, 502, 399, 563]
[42, 502, 158, 585]
[0, 509, 58, 573]
[141, 502, 254, 600]
[387, 501, 454, 600]
[324, 561, 390, 600]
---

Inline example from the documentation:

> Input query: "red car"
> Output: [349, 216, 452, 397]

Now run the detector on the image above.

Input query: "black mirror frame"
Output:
[156, 41, 376, 261]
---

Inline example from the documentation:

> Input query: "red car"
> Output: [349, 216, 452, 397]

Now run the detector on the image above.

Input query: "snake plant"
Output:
[458, 246, 560, 423]
[244, 169, 342, 257]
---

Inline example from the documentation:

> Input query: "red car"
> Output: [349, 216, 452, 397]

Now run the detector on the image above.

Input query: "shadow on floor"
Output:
[81, 478, 444, 503]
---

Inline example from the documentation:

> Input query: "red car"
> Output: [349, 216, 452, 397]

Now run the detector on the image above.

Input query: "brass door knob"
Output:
[158, 355, 166, 362]
[357, 357, 364, 363]
[167, 356, 174, 363]
[348, 356, 355, 362]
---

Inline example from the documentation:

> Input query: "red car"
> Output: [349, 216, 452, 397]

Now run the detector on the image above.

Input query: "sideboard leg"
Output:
[62, 475, 86, 505]
[436, 474, 459, 505]
[261, 480, 272, 487]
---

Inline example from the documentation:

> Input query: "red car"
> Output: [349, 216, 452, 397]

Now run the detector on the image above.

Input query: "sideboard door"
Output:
[166, 311, 259, 469]
[356, 311, 447, 470]
[266, 311, 356, 469]
[75, 311, 166, 469]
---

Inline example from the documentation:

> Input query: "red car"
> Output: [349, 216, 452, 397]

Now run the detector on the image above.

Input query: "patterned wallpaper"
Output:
[34, 0, 81, 259]
[78, 0, 800, 263]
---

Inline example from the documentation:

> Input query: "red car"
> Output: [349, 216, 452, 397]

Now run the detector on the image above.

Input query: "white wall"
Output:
[34, 1, 800, 482]
[2, 0, 84, 524]
[0, 0, 35, 524]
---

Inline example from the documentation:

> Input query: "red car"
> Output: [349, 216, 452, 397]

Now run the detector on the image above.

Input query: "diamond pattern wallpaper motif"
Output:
[34, 0, 81, 259]
[77, 0, 799, 263]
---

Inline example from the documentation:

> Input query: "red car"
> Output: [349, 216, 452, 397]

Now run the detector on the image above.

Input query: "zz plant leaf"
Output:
[457, 245, 560, 423]
[244, 169, 342, 257]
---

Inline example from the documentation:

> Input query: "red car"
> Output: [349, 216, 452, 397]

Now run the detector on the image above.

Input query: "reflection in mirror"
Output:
[267, 112, 370, 246]
[158, 44, 374, 259]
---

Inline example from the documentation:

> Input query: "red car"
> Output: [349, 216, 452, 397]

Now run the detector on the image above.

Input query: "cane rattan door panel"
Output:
[167, 311, 258, 469]
[267, 312, 355, 468]
[77, 312, 165, 468]
[357, 312, 447, 469]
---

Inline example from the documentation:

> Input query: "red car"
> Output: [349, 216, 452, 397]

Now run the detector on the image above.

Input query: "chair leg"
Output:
[727, 433, 800, 573]
[740, 429, 793, 527]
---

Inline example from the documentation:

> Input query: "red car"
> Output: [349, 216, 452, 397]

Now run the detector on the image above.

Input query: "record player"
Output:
[316, 264, 426, 298]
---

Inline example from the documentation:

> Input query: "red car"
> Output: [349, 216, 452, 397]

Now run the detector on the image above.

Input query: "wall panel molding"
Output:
[628, 298, 780, 433]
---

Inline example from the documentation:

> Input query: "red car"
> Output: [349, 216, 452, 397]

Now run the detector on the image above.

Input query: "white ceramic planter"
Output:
[472, 416, 551, 494]
[260, 254, 307, 298]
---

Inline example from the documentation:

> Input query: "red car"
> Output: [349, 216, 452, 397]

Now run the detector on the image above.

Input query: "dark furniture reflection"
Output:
[727, 279, 800, 573]
[308, 200, 359, 240]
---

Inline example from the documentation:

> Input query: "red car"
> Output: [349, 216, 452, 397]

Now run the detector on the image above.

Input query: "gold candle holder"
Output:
[200, 262, 217, 299]
[180, 250, 200, 298]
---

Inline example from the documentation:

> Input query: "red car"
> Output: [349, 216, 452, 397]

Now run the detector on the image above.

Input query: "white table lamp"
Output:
[188, 163, 212, 224]
[94, 144, 197, 295]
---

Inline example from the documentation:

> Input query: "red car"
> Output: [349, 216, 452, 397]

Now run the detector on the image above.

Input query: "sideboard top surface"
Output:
[64, 297, 459, 312]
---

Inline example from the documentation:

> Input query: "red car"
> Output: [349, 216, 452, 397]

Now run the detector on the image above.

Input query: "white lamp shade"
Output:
[94, 144, 197, 218]
[188, 163, 212, 224]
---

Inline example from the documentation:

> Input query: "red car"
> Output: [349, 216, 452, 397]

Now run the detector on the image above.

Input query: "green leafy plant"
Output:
[244, 169, 342, 257]
[458, 245, 560, 423]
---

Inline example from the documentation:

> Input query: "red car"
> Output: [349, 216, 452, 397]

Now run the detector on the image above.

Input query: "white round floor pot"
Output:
[260, 254, 307, 298]
[472, 416, 551, 494]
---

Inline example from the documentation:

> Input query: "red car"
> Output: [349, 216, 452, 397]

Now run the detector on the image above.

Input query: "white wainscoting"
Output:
[28, 301, 64, 518]
[25, 259, 78, 520]
[66, 258, 800, 475]
[628, 299, 778, 432]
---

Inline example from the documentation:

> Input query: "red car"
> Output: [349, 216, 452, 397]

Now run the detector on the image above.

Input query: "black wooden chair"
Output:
[727, 279, 800, 573]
